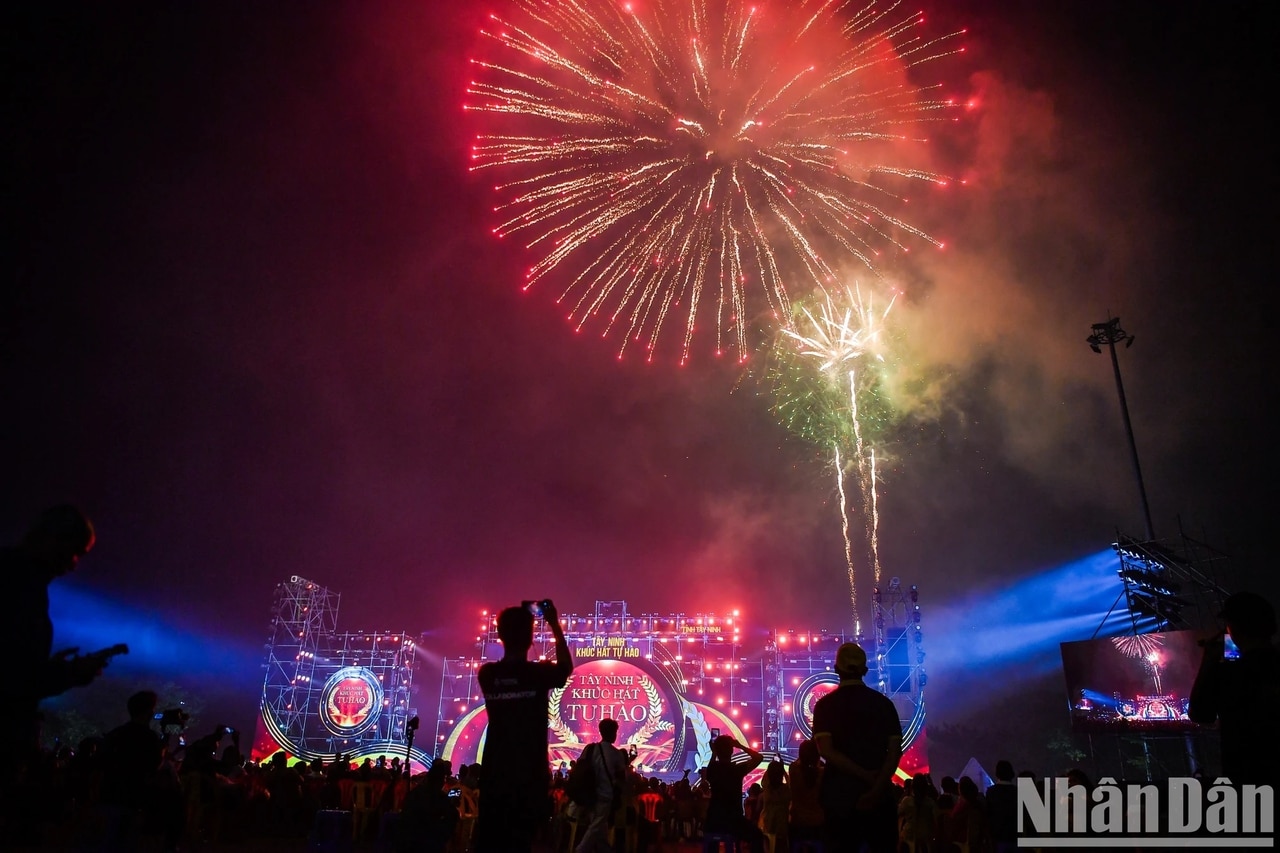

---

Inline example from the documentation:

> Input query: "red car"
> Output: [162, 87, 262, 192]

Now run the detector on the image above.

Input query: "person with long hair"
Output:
[896, 774, 939, 852]
[758, 760, 791, 853]
[788, 739, 824, 847]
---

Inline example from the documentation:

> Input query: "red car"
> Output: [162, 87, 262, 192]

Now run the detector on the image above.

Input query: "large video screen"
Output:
[1060, 630, 1205, 733]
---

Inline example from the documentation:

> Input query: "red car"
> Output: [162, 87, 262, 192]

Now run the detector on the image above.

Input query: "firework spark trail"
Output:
[770, 283, 894, 630]
[467, 0, 962, 362]
[868, 447, 881, 587]
[833, 443, 858, 631]
[1111, 634, 1163, 659]
[1113, 633, 1165, 692]
[843, 363, 877, 588]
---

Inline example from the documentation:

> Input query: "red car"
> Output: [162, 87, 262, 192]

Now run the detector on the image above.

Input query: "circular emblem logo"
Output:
[320, 666, 383, 737]
[792, 673, 839, 739]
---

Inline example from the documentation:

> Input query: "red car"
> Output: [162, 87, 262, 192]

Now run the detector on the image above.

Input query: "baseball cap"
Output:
[835, 642, 868, 676]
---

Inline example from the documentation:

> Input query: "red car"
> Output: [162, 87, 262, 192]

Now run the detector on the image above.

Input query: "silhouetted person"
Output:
[703, 734, 766, 853]
[788, 738, 824, 846]
[575, 717, 628, 853]
[758, 760, 791, 853]
[396, 759, 458, 853]
[98, 690, 184, 850]
[181, 723, 235, 781]
[1190, 590, 1280, 788]
[935, 775, 958, 811]
[2, 504, 112, 839]
[985, 759, 1018, 853]
[326, 751, 355, 779]
[897, 774, 939, 853]
[5, 506, 105, 747]
[813, 642, 902, 853]
[947, 775, 987, 850]
[471, 600, 573, 853]
[262, 750, 305, 836]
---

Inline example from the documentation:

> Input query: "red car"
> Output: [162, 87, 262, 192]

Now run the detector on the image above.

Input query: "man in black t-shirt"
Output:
[812, 642, 902, 853]
[472, 600, 574, 853]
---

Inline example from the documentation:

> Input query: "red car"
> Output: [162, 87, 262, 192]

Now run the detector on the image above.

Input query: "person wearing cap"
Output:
[812, 642, 902, 853]
[1189, 590, 1280, 789]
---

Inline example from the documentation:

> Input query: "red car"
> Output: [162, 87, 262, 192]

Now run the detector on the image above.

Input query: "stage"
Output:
[253, 582, 929, 780]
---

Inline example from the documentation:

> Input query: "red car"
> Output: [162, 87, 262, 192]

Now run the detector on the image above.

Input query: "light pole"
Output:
[1087, 317, 1155, 541]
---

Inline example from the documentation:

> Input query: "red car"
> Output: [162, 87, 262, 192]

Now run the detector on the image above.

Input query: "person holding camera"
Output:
[98, 690, 185, 850]
[2, 505, 115, 842]
[4, 506, 108, 754]
[1189, 590, 1280, 789]
[472, 599, 574, 853]
[181, 723, 237, 779]
[179, 721, 239, 840]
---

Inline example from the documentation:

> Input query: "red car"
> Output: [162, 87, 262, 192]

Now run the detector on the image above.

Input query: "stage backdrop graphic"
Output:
[439, 638, 751, 775]
[435, 603, 929, 780]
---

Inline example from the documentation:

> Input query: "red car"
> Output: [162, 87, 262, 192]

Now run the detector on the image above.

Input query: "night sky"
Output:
[5, 1, 1274, 771]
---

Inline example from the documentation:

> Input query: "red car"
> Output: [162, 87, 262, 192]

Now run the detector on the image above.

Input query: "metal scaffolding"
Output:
[763, 578, 926, 764]
[1100, 529, 1234, 637]
[260, 576, 341, 750]
[256, 578, 422, 763]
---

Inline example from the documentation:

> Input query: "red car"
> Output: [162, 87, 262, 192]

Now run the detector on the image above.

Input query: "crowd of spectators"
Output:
[8, 720, 1058, 853]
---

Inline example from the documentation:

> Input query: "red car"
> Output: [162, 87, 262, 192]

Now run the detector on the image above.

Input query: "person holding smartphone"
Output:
[1189, 591, 1280, 789]
[472, 599, 574, 853]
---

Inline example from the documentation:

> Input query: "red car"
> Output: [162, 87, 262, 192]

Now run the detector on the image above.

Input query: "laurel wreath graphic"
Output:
[548, 686, 581, 748]
[549, 675, 675, 755]
[681, 696, 713, 770]
[625, 677, 674, 748]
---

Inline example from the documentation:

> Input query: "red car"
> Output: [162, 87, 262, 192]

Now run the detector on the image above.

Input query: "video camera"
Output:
[154, 708, 191, 729]
[60, 642, 129, 667]
[86, 642, 130, 663]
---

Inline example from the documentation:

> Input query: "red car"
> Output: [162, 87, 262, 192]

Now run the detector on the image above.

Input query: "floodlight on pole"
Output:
[1087, 317, 1155, 540]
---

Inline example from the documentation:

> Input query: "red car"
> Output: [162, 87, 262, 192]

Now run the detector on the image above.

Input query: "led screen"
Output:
[1060, 630, 1207, 733]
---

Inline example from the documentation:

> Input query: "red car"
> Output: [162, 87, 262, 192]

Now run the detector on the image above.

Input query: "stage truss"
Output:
[766, 578, 926, 775]
[1102, 530, 1234, 637]
[436, 601, 763, 776]
[253, 576, 428, 767]
[435, 595, 928, 778]
[260, 575, 341, 748]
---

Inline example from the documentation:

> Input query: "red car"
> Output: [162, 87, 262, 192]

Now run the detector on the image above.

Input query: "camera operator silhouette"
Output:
[2, 504, 125, 839]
